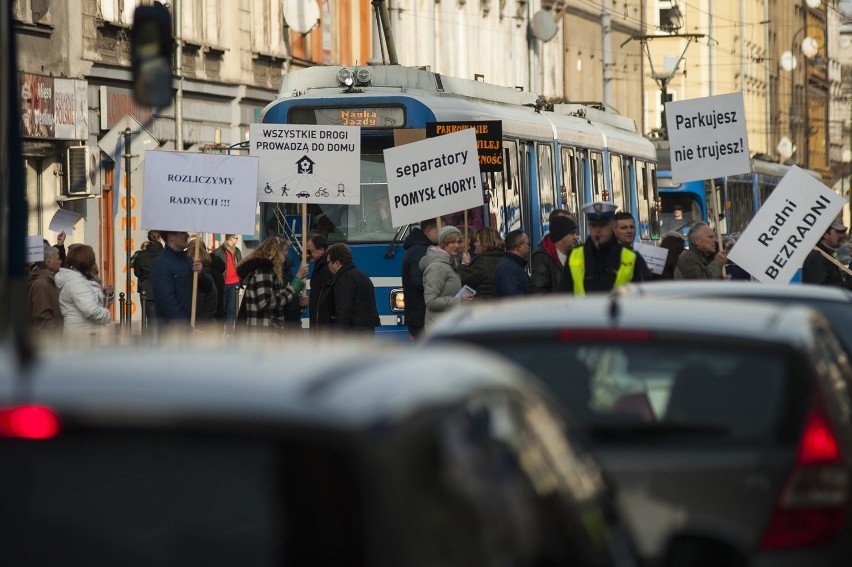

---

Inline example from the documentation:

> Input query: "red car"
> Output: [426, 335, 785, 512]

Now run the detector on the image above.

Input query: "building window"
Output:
[99, 0, 136, 25]
[15, 0, 54, 25]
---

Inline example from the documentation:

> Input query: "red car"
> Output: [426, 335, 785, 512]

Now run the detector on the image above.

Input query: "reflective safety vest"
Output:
[568, 246, 636, 296]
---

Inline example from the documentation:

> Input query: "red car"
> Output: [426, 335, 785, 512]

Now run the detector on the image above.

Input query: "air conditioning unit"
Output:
[66, 146, 101, 196]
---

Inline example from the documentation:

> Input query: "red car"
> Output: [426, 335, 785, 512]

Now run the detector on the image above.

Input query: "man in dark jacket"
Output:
[559, 202, 646, 295]
[211, 234, 242, 331]
[803, 219, 852, 288]
[150, 230, 213, 326]
[306, 233, 333, 333]
[674, 223, 726, 280]
[401, 219, 438, 339]
[493, 230, 530, 297]
[529, 216, 578, 294]
[323, 243, 380, 333]
[131, 231, 164, 327]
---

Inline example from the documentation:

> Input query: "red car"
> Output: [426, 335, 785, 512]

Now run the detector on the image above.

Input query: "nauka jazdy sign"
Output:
[728, 167, 845, 284]
[665, 92, 750, 183]
[384, 128, 483, 227]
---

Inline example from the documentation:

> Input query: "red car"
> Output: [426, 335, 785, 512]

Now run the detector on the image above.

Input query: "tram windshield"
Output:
[263, 150, 397, 243]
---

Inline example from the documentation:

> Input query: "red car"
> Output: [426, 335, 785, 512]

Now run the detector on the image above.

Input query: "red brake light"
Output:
[0, 405, 60, 439]
[797, 413, 841, 465]
[559, 329, 651, 342]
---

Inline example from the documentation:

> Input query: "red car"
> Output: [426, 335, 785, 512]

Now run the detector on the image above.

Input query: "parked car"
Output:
[614, 281, 852, 354]
[424, 296, 852, 566]
[0, 338, 637, 567]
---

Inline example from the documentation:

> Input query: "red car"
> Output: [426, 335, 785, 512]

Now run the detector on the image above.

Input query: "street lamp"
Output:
[780, 28, 822, 166]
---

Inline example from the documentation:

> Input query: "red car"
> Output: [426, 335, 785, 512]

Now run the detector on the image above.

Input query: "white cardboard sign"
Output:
[141, 151, 259, 235]
[26, 236, 44, 263]
[665, 92, 751, 183]
[384, 128, 483, 227]
[48, 208, 82, 234]
[728, 166, 845, 284]
[250, 124, 361, 205]
[634, 242, 669, 275]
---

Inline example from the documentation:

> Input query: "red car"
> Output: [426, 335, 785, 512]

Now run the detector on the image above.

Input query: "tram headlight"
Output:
[390, 288, 405, 313]
[355, 67, 372, 85]
[337, 68, 355, 87]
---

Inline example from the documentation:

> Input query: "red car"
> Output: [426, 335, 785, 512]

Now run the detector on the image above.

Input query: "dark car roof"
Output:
[426, 295, 823, 347]
[615, 281, 852, 303]
[0, 338, 534, 430]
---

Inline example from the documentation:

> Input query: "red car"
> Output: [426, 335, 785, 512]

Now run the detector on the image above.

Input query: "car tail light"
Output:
[559, 329, 651, 342]
[0, 405, 61, 439]
[760, 395, 848, 550]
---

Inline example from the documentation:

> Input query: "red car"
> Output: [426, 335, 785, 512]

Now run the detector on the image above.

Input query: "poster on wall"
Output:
[19, 73, 54, 139]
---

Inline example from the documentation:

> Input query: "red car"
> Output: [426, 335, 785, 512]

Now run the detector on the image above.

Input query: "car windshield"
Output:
[748, 297, 852, 355]
[456, 338, 793, 443]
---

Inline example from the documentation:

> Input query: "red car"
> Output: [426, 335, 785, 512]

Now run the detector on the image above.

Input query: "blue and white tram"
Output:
[257, 65, 658, 336]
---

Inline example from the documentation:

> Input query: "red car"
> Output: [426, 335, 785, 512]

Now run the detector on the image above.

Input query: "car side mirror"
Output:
[131, 2, 173, 108]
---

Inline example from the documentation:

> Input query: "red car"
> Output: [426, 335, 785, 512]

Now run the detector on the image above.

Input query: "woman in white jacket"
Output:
[55, 244, 112, 332]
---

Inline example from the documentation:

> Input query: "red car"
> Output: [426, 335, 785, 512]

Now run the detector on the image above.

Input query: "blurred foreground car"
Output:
[0, 339, 636, 567]
[614, 281, 852, 354]
[425, 296, 852, 566]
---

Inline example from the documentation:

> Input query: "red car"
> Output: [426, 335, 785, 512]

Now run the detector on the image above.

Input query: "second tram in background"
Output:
[258, 64, 658, 336]
[653, 139, 822, 238]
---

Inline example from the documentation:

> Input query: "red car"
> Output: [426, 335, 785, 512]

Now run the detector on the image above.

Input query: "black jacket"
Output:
[558, 237, 645, 294]
[803, 243, 852, 288]
[321, 263, 380, 331]
[401, 228, 433, 330]
[493, 252, 529, 297]
[131, 241, 164, 300]
[309, 255, 334, 333]
[528, 244, 562, 294]
[460, 249, 503, 299]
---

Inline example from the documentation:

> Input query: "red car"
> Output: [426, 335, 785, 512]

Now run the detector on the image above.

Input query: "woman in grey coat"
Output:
[420, 225, 474, 328]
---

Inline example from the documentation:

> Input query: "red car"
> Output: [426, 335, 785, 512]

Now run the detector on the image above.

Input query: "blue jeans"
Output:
[224, 283, 238, 333]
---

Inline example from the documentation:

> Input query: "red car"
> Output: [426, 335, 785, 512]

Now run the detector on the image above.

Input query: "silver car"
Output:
[425, 296, 852, 566]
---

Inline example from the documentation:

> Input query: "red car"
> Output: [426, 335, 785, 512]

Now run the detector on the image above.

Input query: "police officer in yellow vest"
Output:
[558, 201, 647, 295]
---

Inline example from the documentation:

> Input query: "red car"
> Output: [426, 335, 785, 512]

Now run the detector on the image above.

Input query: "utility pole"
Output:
[174, 0, 183, 150]
[602, 0, 613, 107]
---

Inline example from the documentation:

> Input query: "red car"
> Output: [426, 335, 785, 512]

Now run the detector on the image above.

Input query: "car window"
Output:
[0, 431, 364, 566]
[455, 338, 791, 443]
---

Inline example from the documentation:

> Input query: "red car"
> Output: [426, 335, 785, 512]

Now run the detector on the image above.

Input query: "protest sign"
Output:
[48, 208, 82, 234]
[26, 236, 44, 263]
[141, 151, 258, 235]
[665, 93, 750, 183]
[250, 124, 360, 205]
[384, 128, 483, 227]
[633, 242, 669, 275]
[728, 166, 845, 284]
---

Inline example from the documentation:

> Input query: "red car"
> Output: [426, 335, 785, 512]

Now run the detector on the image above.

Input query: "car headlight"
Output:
[337, 68, 355, 87]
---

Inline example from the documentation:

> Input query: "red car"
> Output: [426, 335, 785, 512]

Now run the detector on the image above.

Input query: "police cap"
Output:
[582, 201, 618, 224]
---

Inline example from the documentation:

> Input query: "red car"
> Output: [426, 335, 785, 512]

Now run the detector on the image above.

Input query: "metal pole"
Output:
[175, 0, 183, 150]
[123, 127, 133, 328]
[602, 0, 613, 108]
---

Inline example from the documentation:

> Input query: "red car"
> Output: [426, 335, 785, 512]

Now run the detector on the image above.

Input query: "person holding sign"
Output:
[151, 231, 214, 325]
[674, 224, 727, 280]
[802, 219, 852, 289]
[421, 226, 474, 328]
[558, 202, 645, 295]
[235, 236, 308, 333]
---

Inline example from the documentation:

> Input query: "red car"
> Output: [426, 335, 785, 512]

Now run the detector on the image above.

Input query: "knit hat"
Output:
[549, 216, 578, 242]
[437, 225, 462, 245]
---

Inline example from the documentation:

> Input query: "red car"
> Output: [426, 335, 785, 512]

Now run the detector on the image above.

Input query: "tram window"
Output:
[560, 147, 580, 218]
[590, 152, 604, 200]
[517, 143, 532, 234]
[636, 161, 651, 240]
[537, 143, 555, 232]
[489, 140, 521, 236]
[648, 163, 660, 239]
[727, 180, 753, 235]
[610, 155, 625, 210]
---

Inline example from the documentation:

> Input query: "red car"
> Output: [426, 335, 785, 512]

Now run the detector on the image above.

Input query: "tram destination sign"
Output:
[384, 128, 483, 227]
[426, 120, 503, 173]
[250, 124, 361, 205]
